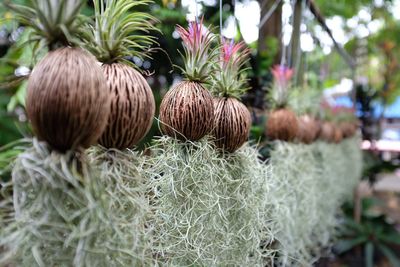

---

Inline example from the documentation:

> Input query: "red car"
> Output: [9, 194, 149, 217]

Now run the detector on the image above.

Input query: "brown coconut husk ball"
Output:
[296, 115, 320, 144]
[339, 122, 354, 139]
[319, 121, 335, 143]
[212, 97, 252, 153]
[333, 125, 343, 143]
[159, 81, 214, 141]
[99, 63, 155, 149]
[26, 47, 110, 152]
[266, 108, 299, 142]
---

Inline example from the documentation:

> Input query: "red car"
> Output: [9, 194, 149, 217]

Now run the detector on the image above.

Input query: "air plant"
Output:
[335, 107, 359, 138]
[5, 0, 110, 152]
[211, 38, 252, 152]
[159, 19, 217, 141]
[0, 0, 117, 265]
[84, 0, 159, 264]
[318, 101, 347, 143]
[266, 65, 299, 142]
[86, 0, 157, 149]
[288, 87, 322, 144]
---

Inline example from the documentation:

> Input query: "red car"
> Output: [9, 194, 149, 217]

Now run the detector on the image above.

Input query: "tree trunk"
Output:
[290, 0, 303, 85]
[258, 0, 282, 65]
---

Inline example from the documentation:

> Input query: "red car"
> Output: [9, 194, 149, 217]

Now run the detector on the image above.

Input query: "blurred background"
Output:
[1, 0, 400, 266]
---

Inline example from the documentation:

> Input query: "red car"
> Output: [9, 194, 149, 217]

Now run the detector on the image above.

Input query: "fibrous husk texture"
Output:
[99, 63, 155, 149]
[147, 136, 276, 266]
[266, 108, 299, 141]
[296, 115, 320, 144]
[266, 136, 362, 266]
[159, 81, 214, 141]
[0, 139, 152, 266]
[27, 47, 110, 152]
[213, 97, 252, 153]
[318, 121, 335, 143]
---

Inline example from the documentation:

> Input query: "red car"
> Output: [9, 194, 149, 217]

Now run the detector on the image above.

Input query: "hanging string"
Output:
[287, 0, 296, 67]
[280, 0, 290, 67]
[294, 0, 305, 81]
[259, 0, 282, 29]
[220, 0, 223, 38]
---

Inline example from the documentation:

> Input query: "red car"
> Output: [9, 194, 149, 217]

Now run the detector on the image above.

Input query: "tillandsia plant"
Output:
[211, 38, 252, 152]
[159, 19, 217, 141]
[335, 106, 359, 139]
[86, 0, 157, 149]
[0, 0, 121, 266]
[84, 1, 159, 264]
[318, 101, 343, 144]
[5, 0, 110, 152]
[265, 65, 299, 142]
[289, 87, 322, 144]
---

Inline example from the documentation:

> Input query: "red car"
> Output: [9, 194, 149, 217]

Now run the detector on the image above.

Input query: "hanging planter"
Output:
[86, 0, 156, 149]
[159, 20, 216, 141]
[296, 114, 320, 144]
[211, 39, 251, 152]
[265, 65, 299, 141]
[83, 0, 159, 264]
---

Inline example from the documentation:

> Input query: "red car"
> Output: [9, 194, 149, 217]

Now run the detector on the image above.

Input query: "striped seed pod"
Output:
[333, 124, 343, 143]
[26, 47, 110, 152]
[319, 121, 335, 143]
[99, 63, 155, 149]
[266, 108, 299, 142]
[296, 115, 320, 144]
[159, 81, 214, 141]
[212, 97, 251, 152]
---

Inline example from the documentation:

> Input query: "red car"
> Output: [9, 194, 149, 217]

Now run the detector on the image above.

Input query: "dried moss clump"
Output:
[265, 136, 362, 266]
[88, 146, 156, 266]
[0, 139, 153, 266]
[147, 136, 275, 266]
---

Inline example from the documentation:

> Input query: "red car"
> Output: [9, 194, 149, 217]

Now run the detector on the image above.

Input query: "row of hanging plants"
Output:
[0, 1, 362, 266]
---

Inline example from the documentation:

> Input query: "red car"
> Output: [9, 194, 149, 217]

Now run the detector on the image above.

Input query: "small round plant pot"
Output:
[159, 80, 214, 141]
[296, 114, 320, 144]
[319, 121, 335, 143]
[99, 63, 155, 149]
[212, 97, 251, 153]
[333, 125, 343, 144]
[26, 47, 110, 152]
[266, 108, 299, 142]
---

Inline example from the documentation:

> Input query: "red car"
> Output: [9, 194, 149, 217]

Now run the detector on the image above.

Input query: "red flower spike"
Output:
[176, 18, 207, 52]
[212, 38, 250, 98]
[220, 38, 248, 69]
[174, 18, 217, 82]
[271, 64, 294, 90]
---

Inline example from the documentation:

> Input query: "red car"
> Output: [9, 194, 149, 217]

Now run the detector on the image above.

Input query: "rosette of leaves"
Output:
[210, 38, 252, 152]
[159, 19, 217, 141]
[265, 65, 299, 142]
[85, 0, 157, 149]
